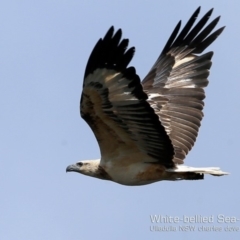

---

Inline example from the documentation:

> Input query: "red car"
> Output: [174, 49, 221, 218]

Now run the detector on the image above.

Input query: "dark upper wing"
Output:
[142, 7, 224, 164]
[81, 27, 174, 168]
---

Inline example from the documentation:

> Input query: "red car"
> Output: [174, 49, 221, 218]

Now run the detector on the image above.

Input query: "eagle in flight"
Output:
[66, 7, 228, 185]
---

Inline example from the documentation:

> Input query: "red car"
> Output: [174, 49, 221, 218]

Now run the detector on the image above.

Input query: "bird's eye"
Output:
[76, 162, 83, 167]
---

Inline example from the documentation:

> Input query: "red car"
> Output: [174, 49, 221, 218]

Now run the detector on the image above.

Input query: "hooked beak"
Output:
[66, 164, 79, 173]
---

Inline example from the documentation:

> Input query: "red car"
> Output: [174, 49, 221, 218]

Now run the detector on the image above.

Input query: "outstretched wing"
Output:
[142, 7, 224, 164]
[81, 27, 174, 168]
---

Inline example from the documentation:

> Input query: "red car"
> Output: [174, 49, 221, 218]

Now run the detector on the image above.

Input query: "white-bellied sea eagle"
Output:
[66, 7, 228, 185]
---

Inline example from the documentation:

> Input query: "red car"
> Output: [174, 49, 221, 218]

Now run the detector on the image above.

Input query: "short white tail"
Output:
[167, 165, 229, 176]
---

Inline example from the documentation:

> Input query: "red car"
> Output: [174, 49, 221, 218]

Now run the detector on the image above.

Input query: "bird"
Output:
[66, 7, 228, 186]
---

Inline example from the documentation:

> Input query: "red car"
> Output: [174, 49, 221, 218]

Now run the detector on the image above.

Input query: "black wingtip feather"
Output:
[171, 7, 201, 48]
[160, 7, 224, 56]
[183, 8, 214, 44]
[190, 16, 221, 49]
[194, 26, 225, 54]
[84, 26, 135, 79]
[161, 20, 181, 55]
[103, 26, 114, 41]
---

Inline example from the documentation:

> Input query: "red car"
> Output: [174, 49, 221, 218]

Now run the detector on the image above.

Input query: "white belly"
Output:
[103, 162, 166, 186]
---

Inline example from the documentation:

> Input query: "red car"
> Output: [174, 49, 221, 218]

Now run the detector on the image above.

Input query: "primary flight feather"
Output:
[66, 7, 228, 185]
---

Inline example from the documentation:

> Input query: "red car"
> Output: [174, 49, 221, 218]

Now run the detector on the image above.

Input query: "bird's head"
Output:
[66, 160, 100, 177]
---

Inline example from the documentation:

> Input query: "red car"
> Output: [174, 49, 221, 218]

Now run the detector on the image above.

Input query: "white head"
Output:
[66, 159, 106, 179]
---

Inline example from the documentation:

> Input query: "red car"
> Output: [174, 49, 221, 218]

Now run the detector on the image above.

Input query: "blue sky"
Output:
[1, 1, 240, 239]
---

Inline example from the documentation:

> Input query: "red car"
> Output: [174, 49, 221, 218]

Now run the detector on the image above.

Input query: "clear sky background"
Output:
[1, 1, 240, 239]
